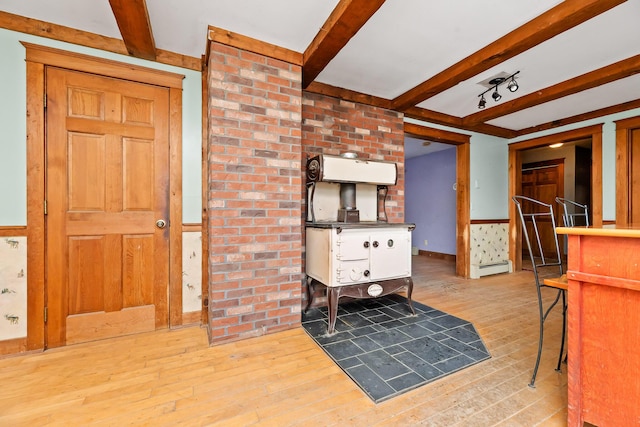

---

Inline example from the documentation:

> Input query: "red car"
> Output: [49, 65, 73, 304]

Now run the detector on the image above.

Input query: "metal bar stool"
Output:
[513, 195, 567, 388]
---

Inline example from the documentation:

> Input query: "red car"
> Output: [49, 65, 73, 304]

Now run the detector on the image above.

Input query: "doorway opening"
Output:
[509, 124, 602, 271]
[404, 123, 471, 277]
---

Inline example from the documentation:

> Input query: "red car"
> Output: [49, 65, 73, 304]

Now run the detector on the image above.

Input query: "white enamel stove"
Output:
[304, 153, 416, 334]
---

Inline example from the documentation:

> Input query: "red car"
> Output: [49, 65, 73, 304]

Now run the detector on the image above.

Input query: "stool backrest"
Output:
[513, 196, 564, 281]
[555, 197, 589, 227]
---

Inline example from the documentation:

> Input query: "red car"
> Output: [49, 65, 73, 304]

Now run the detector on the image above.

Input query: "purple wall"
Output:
[405, 148, 457, 255]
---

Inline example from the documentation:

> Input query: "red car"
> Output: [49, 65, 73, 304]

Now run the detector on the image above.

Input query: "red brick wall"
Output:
[207, 41, 302, 344]
[301, 92, 405, 223]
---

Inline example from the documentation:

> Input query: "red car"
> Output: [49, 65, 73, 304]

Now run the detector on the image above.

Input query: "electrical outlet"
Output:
[424, 239, 428, 246]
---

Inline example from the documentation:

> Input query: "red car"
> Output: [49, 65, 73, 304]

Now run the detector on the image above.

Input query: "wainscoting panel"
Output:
[182, 231, 202, 313]
[0, 237, 27, 340]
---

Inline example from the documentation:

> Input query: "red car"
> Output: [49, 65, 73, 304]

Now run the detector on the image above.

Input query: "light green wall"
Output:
[467, 132, 509, 219]
[0, 31, 28, 225]
[0, 28, 202, 226]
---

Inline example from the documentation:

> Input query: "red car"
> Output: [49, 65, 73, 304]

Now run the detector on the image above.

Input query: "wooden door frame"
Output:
[508, 123, 603, 271]
[614, 115, 640, 225]
[23, 43, 184, 350]
[404, 123, 471, 278]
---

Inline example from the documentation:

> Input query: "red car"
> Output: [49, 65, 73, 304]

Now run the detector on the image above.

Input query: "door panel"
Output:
[521, 162, 564, 258]
[46, 67, 170, 348]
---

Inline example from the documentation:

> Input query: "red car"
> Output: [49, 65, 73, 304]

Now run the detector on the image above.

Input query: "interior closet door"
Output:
[628, 128, 640, 223]
[45, 67, 170, 347]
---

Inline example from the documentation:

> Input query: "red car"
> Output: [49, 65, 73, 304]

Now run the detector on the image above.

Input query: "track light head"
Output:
[492, 87, 501, 102]
[507, 77, 519, 92]
[478, 95, 486, 109]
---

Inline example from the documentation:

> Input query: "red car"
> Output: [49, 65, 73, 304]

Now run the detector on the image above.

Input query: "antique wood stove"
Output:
[305, 152, 416, 334]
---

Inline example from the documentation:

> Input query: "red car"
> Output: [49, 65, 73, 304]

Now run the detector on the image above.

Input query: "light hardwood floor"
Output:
[0, 256, 568, 426]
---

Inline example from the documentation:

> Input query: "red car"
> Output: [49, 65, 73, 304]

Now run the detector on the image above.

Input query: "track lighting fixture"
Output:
[477, 71, 519, 109]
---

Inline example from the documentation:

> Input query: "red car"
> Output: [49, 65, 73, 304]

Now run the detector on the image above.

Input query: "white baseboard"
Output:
[470, 260, 512, 279]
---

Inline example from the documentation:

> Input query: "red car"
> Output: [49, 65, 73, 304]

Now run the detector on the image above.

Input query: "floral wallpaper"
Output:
[182, 232, 202, 313]
[470, 223, 509, 266]
[0, 237, 27, 340]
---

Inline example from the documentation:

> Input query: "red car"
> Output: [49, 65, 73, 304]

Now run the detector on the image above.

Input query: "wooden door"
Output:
[521, 161, 564, 258]
[615, 116, 640, 225]
[46, 67, 170, 347]
[629, 128, 640, 223]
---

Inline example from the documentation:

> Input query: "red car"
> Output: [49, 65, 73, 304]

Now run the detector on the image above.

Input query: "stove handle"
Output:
[363, 241, 370, 248]
[372, 241, 379, 248]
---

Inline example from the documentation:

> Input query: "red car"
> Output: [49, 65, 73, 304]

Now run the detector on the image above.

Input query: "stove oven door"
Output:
[335, 259, 371, 285]
[335, 229, 371, 285]
[369, 229, 411, 281]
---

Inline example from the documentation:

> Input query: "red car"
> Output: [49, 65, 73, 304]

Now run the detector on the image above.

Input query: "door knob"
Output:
[156, 219, 167, 229]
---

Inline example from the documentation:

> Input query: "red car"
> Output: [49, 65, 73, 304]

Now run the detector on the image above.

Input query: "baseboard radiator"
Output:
[470, 259, 512, 279]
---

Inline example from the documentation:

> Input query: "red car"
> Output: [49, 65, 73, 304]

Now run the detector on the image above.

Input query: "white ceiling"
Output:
[317, 0, 563, 100]
[2, 0, 639, 142]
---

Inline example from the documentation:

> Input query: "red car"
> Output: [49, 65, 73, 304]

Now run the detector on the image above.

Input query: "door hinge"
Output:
[44, 200, 47, 215]
[44, 307, 48, 323]
[44, 94, 47, 109]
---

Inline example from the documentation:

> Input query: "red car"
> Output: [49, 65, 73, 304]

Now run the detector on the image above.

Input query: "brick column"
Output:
[207, 42, 302, 344]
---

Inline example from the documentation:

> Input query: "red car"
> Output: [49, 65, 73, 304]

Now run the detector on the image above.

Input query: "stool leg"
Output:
[555, 290, 567, 373]
[529, 287, 545, 388]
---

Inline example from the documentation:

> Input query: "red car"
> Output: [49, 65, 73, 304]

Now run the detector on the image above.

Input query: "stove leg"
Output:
[405, 277, 416, 315]
[304, 276, 314, 313]
[327, 287, 339, 334]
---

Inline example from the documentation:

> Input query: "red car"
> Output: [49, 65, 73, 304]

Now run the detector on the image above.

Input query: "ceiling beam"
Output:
[390, 0, 628, 111]
[0, 11, 200, 70]
[404, 123, 470, 145]
[463, 54, 640, 126]
[515, 99, 640, 137]
[109, 0, 156, 60]
[403, 107, 517, 139]
[305, 81, 391, 109]
[208, 26, 302, 65]
[302, 0, 386, 88]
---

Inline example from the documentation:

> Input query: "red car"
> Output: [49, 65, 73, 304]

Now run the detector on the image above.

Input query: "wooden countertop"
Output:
[556, 224, 640, 237]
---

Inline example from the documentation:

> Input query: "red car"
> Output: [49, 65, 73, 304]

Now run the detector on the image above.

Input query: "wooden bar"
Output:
[557, 225, 640, 426]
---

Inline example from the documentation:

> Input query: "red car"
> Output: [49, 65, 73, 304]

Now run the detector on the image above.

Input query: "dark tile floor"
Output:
[302, 294, 491, 403]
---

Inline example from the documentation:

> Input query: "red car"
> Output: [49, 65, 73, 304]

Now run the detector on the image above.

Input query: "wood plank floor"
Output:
[0, 256, 568, 426]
